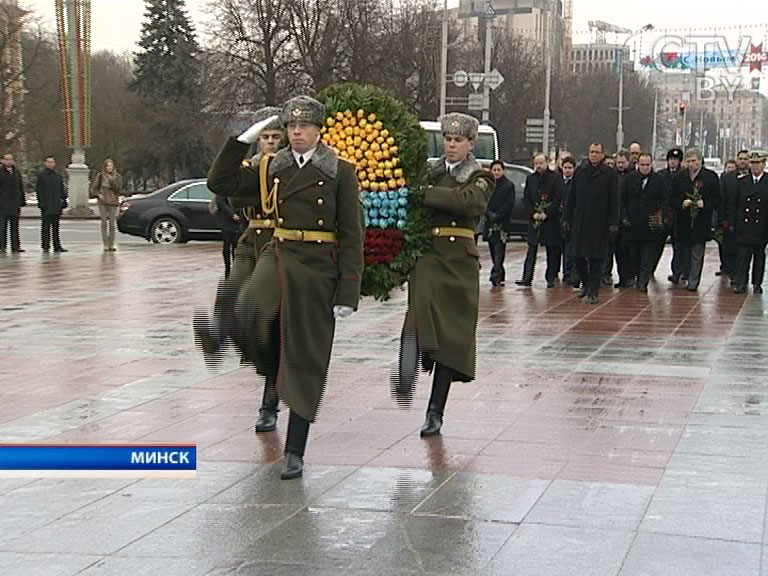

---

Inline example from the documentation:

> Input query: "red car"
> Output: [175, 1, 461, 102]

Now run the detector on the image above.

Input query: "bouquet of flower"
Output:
[686, 180, 703, 228]
[532, 195, 550, 230]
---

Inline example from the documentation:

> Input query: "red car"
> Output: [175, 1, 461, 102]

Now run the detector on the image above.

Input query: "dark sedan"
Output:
[478, 161, 534, 239]
[118, 179, 222, 243]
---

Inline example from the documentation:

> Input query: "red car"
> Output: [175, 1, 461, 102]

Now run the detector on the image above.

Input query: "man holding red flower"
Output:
[669, 148, 721, 291]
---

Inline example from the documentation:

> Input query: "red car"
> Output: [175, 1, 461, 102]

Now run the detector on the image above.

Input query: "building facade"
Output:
[569, 42, 633, 75]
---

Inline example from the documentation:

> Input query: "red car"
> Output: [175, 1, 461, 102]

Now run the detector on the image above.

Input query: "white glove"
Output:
[333, 305, 354, 319]
[237, 115, 280, 145]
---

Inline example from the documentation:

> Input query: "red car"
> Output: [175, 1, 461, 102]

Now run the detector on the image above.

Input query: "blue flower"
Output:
[369, 208, 379, 219]
[398, 196, 408, 207]
[396, 219, 406, 229]
[398, 208, 407, 219]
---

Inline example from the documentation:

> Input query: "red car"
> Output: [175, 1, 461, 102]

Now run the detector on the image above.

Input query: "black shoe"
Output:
[667, 275, 679, 285]
[602, 276, 613, 286]
[755, 285, 764, 294]
[254, 409, 277, 433]
[546, 282, 555, 288]
[715, 270, 724, 277]
[11, 248, 24, 253]
[734, 286, 747, 294]
[637, 285, 648, 293]
[680, 275, 688, 282]
[686, 285, 698, 292]
[280, 453, 304, 480]
[420, 411, 443, 437]
[54, 247, 68, 253]
[42, 247, 50, 253]
[578, 287, 588, 298]
[514, 280, 531, 287]
[588, 295, 599, 305]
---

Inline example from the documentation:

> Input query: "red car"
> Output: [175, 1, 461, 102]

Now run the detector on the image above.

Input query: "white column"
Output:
[66, 148, 93, 217]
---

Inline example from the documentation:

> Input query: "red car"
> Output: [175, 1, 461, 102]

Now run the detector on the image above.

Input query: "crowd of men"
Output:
[482, 143, 768, 301]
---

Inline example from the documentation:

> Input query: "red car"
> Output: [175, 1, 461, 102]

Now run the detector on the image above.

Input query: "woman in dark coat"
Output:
[482, 160, 515, 286]
[214, 194, 240, 279]
[516, 153, 564, 288]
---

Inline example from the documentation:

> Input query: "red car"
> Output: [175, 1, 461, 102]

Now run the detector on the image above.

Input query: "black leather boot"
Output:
[193, 309, 224, 368]
[280, 452, 304, 479]
[420, 364, 452, 437]
[254, 376, 279, 433]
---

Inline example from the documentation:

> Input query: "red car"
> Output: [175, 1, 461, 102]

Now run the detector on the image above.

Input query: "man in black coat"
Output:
[215, 193, 241, 279]
[604, 149, 635, 288]
[516, 153, 564, 288]
[728, 151, 768, 294]
[0, 152, 26, 253]
[36, 156, 68, 253]
[620, 152, 668, 292]
[669, 148, 721, 291]
[563, 143, 619, 304]
[654, 148, 683, 276]
[717, 149, 749, 279]
[482, 160, 515, 286]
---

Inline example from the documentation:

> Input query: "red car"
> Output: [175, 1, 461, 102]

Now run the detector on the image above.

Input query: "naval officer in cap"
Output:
[206, 96, 363, 479]
[395, 112, 494, 437]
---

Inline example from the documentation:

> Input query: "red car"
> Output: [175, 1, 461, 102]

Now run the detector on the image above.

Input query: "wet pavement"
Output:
[0, 241, 767, 575]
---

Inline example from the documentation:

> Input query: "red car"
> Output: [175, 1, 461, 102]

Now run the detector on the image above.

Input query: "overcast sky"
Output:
[21, 0, 768, 56]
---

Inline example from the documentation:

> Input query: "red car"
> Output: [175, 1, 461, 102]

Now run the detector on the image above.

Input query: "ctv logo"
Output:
[647, 34, 762, 74]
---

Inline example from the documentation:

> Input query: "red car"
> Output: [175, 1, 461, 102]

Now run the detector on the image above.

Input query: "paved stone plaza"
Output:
[0, 241, 767, 575]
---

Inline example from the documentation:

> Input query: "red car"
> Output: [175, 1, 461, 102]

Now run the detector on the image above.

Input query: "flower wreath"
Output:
[318, 83, 430, 300]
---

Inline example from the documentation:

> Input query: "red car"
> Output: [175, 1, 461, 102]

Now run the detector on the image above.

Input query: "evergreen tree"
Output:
[131, 0, 209, 181]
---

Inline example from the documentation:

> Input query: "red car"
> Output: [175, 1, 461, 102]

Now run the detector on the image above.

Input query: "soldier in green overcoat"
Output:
[194, 107, 285, 434]
[397, 113, 494, 437]
[206, 96, 364, 479]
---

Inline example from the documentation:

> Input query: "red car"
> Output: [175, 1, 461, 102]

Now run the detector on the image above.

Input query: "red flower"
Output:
[364, 229, 405, 265]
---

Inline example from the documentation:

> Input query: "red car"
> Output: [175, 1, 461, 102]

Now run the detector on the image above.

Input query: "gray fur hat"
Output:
[253, 106, 283, 131]
[441, 113, 479, 140]
[281, 96, 325, 127]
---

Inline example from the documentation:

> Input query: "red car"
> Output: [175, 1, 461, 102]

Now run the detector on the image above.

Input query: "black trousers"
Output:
[222, 238, 237, 279]
[627, 241, 656, 289]
[718, 228, 737, 275]
[606, 228, 635, 284]
[41, 214, 63, 250]
[0, 215, 21, 251]
[574, 257, 604, 297]
[522, 244, 562, 284]
[735, 243, 767, 289]
[488, 239, 507, 283]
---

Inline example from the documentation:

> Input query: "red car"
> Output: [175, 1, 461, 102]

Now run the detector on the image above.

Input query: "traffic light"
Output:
[679, 102, 688, 117]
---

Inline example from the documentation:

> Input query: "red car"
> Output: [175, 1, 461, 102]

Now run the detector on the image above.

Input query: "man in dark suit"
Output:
[563, 143, 619, 305]
[36, 156, 69, 253]
[0, 152, 26, 253]
[717, 149, 750, 279]
[482, 160, 515, 286]
[729, 151, 768, 294]
[620, 152, 669, 292]
[669, 148, 721, 291]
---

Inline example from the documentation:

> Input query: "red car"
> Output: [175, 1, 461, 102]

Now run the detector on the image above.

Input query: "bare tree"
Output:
[287, 0, 340, 92]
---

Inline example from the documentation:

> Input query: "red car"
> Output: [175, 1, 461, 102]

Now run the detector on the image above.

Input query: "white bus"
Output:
[419, 121, 499, 162]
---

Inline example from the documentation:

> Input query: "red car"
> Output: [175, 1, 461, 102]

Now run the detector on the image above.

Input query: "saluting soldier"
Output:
[206, 96, 364, 479]
[396, 113, 494, 437]
[194, 107, 285, 433]
[729, 151, 768, 294]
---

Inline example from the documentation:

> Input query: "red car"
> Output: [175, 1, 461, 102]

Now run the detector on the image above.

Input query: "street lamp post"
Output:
[439, 0, 448, 118]
[616, 23, 653, 152]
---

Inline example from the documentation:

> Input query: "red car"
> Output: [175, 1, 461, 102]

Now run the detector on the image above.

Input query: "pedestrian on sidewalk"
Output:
[0, 152, 26, 253]
[89, 159, 122, 251]
[36, 156, 68, 253]
[655, 148, 683, 279]
[729, 151, 768, 294]
[562, 142, 619, 305]
[669, 148, 720, 291]
[516, 152, 563, 288]
[396, 113, 493, 438]
[206, 96, 363, 480]
[194, 107, 285, 434]
[604, 149, 635, 288]
[482, 160, 515, 287]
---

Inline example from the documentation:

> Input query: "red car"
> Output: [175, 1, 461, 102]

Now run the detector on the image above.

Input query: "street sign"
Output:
[525, 118, 556, 143]
[483, 0, 496, 17]
[468, 94, 484, 111]
[453, 70, 468, 88]
[468, 72, 484, 91]
[485, 68, 505, 90]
